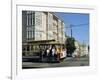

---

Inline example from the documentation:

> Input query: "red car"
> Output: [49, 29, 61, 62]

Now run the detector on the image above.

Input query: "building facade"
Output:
[73, 41, 89, 57]
[22, 11, 66, 44]
[79, 44, 89, 57]
[72, 41, 80, 57]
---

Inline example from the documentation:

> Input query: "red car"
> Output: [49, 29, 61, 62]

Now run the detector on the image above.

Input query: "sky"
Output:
[55, 12, 89, 45]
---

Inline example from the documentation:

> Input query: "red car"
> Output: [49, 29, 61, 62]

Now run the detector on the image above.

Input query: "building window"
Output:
[32, 30, 33, 38]
[26, 28, 35, 39]
[48, 13, 53, 30]
[27, 11, 35, 26]
[27, 31, 30, 39]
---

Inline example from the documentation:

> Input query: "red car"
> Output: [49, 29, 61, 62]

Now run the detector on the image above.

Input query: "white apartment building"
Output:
[22, 11, 66, 44]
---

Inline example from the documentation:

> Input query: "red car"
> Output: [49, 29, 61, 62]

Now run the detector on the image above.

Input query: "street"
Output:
[22, 56, 89, 69]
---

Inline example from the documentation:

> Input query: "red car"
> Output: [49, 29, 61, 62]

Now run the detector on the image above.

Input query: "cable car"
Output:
[22, 39, 66, 62]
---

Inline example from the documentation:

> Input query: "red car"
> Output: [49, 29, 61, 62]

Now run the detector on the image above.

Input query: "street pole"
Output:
[70, 25, 73, 38]
[71, 28, 72, 38]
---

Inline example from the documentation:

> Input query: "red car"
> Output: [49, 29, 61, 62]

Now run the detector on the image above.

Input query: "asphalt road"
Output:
[22, 56, 89, 69]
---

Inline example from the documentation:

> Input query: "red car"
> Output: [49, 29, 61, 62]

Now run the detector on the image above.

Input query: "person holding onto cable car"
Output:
[56, 47, 61, 61]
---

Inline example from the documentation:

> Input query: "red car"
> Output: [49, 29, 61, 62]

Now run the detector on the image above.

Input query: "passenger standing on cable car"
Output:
[51, 46, 56, 61]
[48, 45, 52, 62]
[46, 47, 50, 62]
